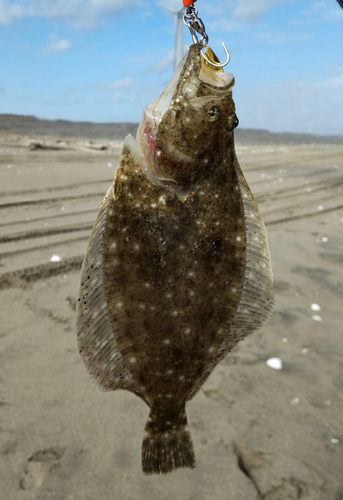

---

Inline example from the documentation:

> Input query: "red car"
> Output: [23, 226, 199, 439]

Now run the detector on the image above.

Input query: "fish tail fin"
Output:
[141, 403, 196, 475]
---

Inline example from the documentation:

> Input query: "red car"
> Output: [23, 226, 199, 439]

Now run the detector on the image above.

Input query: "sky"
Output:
[0, 0, 343, 135]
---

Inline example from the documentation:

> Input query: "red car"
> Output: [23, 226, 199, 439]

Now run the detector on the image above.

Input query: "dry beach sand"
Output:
[0, 115, 343, 499]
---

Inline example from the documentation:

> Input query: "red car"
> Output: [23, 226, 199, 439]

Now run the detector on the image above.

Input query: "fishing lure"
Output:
[76, 3, 274, 475]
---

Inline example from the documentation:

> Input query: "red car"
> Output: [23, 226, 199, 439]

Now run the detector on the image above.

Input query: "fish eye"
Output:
[227, 113, 239, 131]
[208, 107, 221, 122]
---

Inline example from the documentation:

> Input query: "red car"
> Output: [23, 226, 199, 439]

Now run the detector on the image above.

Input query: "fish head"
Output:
[137, 43, 238, 188]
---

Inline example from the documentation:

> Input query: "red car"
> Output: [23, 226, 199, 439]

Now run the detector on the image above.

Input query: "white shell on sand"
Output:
[311, 303, 321, 311]
[50, 254, 62, 262]
[266, 357, 283, 370]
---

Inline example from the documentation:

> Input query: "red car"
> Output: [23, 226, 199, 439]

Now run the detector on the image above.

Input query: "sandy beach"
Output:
[0, 115, 342, 500]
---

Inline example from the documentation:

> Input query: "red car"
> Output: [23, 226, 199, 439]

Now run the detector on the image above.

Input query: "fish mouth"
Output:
[136, 55, 186, 181]
[137, 43, 235, 183]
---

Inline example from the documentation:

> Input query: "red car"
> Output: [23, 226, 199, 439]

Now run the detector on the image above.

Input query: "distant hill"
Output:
[0, 114, 342, 145]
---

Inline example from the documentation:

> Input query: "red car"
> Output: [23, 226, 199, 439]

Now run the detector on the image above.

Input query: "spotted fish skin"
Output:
[76, 43, 274, 475]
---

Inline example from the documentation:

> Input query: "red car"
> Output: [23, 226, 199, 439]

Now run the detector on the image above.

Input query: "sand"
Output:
[0, 116, 343, 500]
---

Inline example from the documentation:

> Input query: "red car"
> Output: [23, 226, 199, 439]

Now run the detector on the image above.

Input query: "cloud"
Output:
[84, 76, 136, 102]
[112, 90, 136, 102]
[106, 77, 132, 90]
[146, 50, 174, 74]
[201, 0, 285, 24]
[233, 0, 282, 22]
[0, 0, 137, 28]
[44, 34, 71, 54]
[299, 1, 343, 24]
[0, 0, 23, 24]
[238, 72, 343, 135]
[256, 31, 314, 43]
[309, 73, 343, 91]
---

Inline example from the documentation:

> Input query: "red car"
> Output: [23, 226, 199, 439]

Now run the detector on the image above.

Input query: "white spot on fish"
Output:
[163, 339, 171, 345]
[208, 346, 215, 353]
[134, 244, 140, 251]
[116, 302, 123, 308]
[110, 242, 117, 250]
[311, 303, 321, 311]
[236, 236, 242, 242]
[129, 357, 137, 364]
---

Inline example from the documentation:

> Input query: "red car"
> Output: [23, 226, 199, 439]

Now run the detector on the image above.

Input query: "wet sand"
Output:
[1, 117, 343, 499]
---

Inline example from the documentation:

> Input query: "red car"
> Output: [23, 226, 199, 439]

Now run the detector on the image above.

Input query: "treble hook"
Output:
[201, 42, 230, 69]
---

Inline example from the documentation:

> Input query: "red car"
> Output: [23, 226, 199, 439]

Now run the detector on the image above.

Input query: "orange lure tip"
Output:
[183, 0, 197, 7]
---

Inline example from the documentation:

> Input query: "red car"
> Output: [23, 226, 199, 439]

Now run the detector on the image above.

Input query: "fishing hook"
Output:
[201, 42, 230, 69]
[183, 4, 230, 69]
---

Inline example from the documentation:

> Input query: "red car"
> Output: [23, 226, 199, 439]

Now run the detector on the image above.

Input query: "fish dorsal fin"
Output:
[76, 186, 137, 393]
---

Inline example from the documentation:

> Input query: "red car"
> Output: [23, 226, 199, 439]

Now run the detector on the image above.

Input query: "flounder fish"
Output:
[76, 43, 274, 475]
